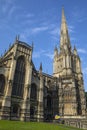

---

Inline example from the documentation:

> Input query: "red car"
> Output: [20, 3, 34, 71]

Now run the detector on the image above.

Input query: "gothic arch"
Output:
[30, 106, 35, 119]
[44, 86, 48, 109]
[63, 85, 72, 101]
[0, 74, 5, 94]
[11, 104, 20, 117]
[12, 55, 25, 97]
[30, 83, 37, 100]
[44, 86, 48, 96]
[47, 94, 52, 110]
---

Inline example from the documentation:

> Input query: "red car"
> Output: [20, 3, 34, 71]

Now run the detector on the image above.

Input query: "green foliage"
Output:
[0, 120, 83, 130]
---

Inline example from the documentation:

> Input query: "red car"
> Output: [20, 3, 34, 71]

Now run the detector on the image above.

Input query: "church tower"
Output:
[53, 8, 86, 117]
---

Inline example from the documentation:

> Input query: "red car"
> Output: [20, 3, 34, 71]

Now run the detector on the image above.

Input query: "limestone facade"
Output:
[0, 9, 86, 122]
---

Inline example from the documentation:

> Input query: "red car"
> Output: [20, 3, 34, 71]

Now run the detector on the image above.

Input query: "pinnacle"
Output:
[60, 8, 71, 52]
[39, 62, 42, 71]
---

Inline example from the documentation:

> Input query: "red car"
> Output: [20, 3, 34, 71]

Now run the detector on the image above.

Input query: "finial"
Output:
[74, 45, 76, 50]
[15, 35, 19, 42]
[32, 41, 34, 51]
[73, 45, 77, 55]
[54, 45, 58, 57]
[62, 6, 64, 13]
[62, 6, 65, 17]
[39, 62, 42, 75]
[39, 62, 42, 71]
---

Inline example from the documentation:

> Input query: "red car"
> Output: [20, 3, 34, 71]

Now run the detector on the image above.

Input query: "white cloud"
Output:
[68, 25, 74, 33]
[33, 50, 46, 58]
[1, 0, 15, 13]
[8, 6, 17, 17]
[32, 49, 54, 60]
[83, 67, 87, 76]
[20, 26, 49, 41]
[31, 26, 48, 34]
[49, 25, 60, 41]
[44, 53, 54, 59]
[50, 27, 60, 36]
[78, 48, 87, 54]
[17, 12, 34, 20]
[25, 13, 34, 18]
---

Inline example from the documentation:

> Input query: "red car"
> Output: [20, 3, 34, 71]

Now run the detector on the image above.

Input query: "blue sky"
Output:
[0, 0, 87, 91]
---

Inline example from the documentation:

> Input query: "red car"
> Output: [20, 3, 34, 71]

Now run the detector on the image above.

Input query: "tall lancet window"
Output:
[30, 83, 37, 100]
[12, 56, 25, 97]
[0, 74, 5, 94]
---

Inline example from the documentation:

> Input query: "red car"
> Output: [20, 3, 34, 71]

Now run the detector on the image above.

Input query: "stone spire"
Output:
[60, 8, 71, 52]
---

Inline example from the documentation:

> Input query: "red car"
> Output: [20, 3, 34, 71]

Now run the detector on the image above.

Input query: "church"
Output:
[0, 9, 86, 123]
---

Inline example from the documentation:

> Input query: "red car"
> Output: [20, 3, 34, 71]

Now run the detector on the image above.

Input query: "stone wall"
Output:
[64, 118, 87, 129]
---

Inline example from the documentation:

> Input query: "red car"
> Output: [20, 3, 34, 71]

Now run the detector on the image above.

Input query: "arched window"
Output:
[0, 74, 5, 94]
[12, 56, 25, 97]
[44, 86, 48, 96]
[30, 83, 37, 100]
[11, 104, 20, 117]
[44, 86, 48, 108]
[47, 95, 52, 110]
[30, 106, 35, 119]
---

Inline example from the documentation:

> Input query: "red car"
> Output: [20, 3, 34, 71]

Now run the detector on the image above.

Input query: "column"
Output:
[37, 72, 44, 122]
[58, 81, 63, 116]
[63, 55, 66, 75]
[1, 44, 17, 120]
[78, 80, 86, 116]
[20, 61, 32, 121]
[72, 80, 77, 116]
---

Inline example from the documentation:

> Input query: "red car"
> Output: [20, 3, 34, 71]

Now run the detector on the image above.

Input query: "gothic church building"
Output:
[0, 9, 86, 122]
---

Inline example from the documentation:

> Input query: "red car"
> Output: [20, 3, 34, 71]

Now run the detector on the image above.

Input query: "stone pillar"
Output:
[20, 61, 32, 121]
[78, 80, 86, 116]
[72, 80, 78, 116]
[63, 55, 66, 68]
[37, 72, 44, 122]
[67, 55, 69, 68]
[69, 56, 72, 68]
[67, 55, 72, 75]
[1, 44, 17, 120]
[63, 55, 66, 75]
[78, 58, 82, 73]
[58, 80, 63, 116]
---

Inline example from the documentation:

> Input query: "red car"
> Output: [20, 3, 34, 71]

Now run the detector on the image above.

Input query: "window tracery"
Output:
[12, 56, 25, 97]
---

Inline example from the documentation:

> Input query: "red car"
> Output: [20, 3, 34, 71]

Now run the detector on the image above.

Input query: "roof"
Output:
[17, 40, 32, 49]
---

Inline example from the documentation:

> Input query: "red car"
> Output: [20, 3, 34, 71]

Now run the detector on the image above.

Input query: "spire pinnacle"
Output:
[15, 35, 19, 43]
[74, 45, 76, 50]
[32, 41, 34, 51]
[54, 46, 58, 58]
[62, 7, 66, 25]
[39, 62, 42, 72]
[73, 45, 77, 55]
[60, 8, 71, 52]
